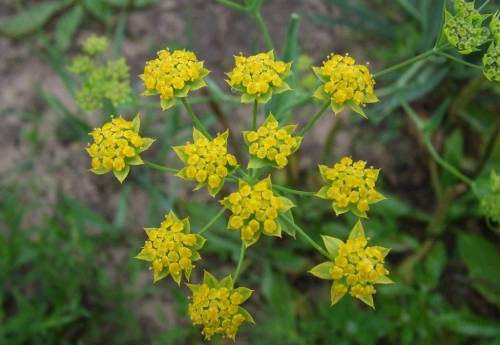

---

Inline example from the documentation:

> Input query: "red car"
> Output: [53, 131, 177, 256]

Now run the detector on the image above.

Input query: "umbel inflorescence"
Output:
[85, 46, 389, 340]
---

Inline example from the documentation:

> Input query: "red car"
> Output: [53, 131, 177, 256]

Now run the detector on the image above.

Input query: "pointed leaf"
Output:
[321, 235, 343, 257]
[309, 261, 334, 280]
[203, 270, 219, 287]
[330, 282, 347, 306]
[113, 166, 130, 183]
[348, 219, 365, 240]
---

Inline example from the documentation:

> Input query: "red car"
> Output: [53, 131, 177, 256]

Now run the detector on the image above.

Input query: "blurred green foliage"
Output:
[1, 0, 499, 344]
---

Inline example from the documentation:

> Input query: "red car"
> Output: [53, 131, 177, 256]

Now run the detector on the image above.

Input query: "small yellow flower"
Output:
[243, 113, 302, 169]
[173, 129, 238, 196]
[86, 115, 155, 183]
[226, 51, 291, 104]
[135, 211, 206, 285]
[313, 53, 378, 118]
[309, 220, 393, 308]
[220, 176, 294, 247]
[140, 49, 209, 110]
[187, 271, 254, 341]
[316, 157, 385, 218]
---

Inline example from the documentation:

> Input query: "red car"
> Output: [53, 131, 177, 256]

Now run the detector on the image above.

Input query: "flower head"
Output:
[482, 42, 500, 82]
[444, 0, 490, 54]
[86, 115, 154, 182]
[187, 271, 254, 341]
[220, 177, 294, 247]
[243, 113, 302, 169]
[226, 51, 291, 104]
[81, 35, 109, 56]
[313, 53, 378, 118]
[316, 157, 385, 217]
[479, 171, 500, 223]
[141, 49, 209, 110]
[309, 220, 393, 308]
[135, 211, 206, 284]
[173, 129, 238, 196]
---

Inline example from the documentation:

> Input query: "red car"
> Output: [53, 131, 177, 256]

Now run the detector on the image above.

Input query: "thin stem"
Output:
[143, 160, 179, 174]
[478, 0, 490, 11]
[252, 99, 258, 130]
[233, 242, 246, 282]
[254, 12, 274, 50]
[216, 0, 247, 11]
[401, 102, 476, 190]
[435, 51, 483, 69]
[199, 208, 226, 235]
[373, 49, 436, 78]
[273, 184, 316, 197]
[299, 101, 330, 136]
[180, 98, 211, 139]
[279, 215, 331, 259]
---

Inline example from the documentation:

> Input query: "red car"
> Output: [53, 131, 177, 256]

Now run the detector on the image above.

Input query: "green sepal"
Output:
[357, 294, 375, 309]
[171, 270, 182, 286]
[144, 228, 156, 239]
[347, 101, 368, 119]
[193, 234, 206, 250]
[332, 203, 349, 216]
[331, 102, 345, 115]
[90, 167, 110, 175]
[113, 166, 130, 183]
[153, 269, 169, 283]
[238, 307, 255, 324]
[279, 196, 295, 213]
[316, 185, 329, 199]
[348, 219, 365, 240]
[240, 93, 255, 103]
[377, 275, 394, 284]
[371, 246, 391, 258]
[208, 180, 226, 197]
[182, 217, 190, 232]
[278, 210, 296, 238]
[138, 137, 156, 153]
[199, 67, 210, 78]
[174, 86, 191, 98]
[186, 283, 199, 292]
[368, 191, 386, 204]
[142, 90, 157, 96]
[274, 82, 291, 94]
[321, 235, 343, 257]
[172, 146, 188, 162]
[191, 251, 201, 261]
[203, 270, 219, 288]
[234, 287, 253, 302]
[309, 261, 334, 280]
[242, 229, 261, 248]
[184, 266, 193, 282]
[220, 275, 234, 289]
[126, 155, 144, 166]
[364, 92, 379, 103]
[350, 206, 368, 219]
[330, 281, 346, 306]
[248, 156, 269, 169]
[318, 164, 329, 180]
[134, 248, 153, 261]
[160, 97, 176, 110]
[192, 127, 207, 141]
[313, 85, 328, 100]
[312, 66, 328, 82]
[132, 114, 141, 132]
[282, 124, 298, 134]
[257, 90, 273, 104]
[193, 183, 204, 191]
[189, 78, 207, 91]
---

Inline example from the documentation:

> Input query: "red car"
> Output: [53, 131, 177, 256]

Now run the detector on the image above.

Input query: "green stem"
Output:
[254, 12, 274, 50]
[273, 184, 316, 197]
[373, 49, 436, 78]
[435, 51, 483, 69]
[478, 0, 490, 11]
[180, 98, 211, 139]
[233, 242, 246, 282]
[252, 99, 258, 130]
[299, 101, 330, 136]
[279, 215, 331, 259]
[199, 208, 226, 235]
[401, 102, 476, 190]
[143, 160, 179, 174]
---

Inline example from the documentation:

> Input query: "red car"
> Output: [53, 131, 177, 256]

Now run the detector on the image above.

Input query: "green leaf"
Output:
[321, 235, 343, 257]
[458, 232, 500, 306]
[84, 0, 112, 22]
[0, 1, 66, 37]
[309, 261, 334, 280]
[55, 5, 83, 51]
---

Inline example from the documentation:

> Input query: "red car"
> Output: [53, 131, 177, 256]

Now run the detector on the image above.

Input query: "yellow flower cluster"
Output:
[86, 115, 154, 182]
[141, 49, 209, 110]
[243, 113, 302, 169]
[317, 157, 384, 218]
[135, 211, 205, 284]
[187, 272, 254, 341]
[313, 53, 378, 117]
[174, 129, 238, 196]
[309, 220, 392, 308]
[220, 177, 294, 247]
[227, 51, 291, 104]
